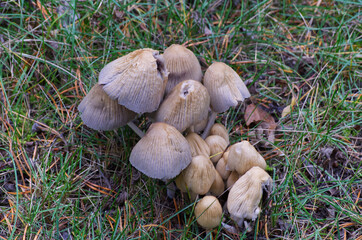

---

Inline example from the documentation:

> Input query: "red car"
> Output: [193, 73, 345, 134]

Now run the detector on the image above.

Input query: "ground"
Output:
[0, 1, 361, 239]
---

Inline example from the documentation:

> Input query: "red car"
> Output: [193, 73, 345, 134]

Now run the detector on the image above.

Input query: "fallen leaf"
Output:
[244, 104, 277, 144]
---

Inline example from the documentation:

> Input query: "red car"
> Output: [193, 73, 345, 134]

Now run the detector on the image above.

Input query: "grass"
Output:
[0, 0, 361, 239]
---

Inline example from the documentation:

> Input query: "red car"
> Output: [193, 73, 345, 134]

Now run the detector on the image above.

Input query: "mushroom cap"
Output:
[209, 123, 230, 145]
[226, 141, 266, 175]
[209, 169, 225, 196]
[129, 122, 192, 180]
[163, 44, 202, 95]
[226, 171, 240, 189]
[194, 196, 223, 229]
[186, 132, 210, 158]
[203, 62, 251, 113]
[182, 155, 215, 195]
[205, 135, 228, 163]
[99, 48, 168, 114]
[215, 157, 231, 181]
[78, 84, 137, 130]
[155, 80, 210, 132]
[227, 167, 272, 223]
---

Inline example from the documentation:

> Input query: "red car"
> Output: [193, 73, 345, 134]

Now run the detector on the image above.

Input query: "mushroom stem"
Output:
[164, 179, 176, 199]
[127, 121, 145, 138]
[201, 111, 217, 139]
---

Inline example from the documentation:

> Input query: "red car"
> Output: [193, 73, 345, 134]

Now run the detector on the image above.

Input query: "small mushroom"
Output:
[201, 62, 250, 138]
[163, 44, 202, 95]
[215, 157, 231, 181]
[194, 196, 223, 229]
[182, 155, 215, 195]
[209, 169, 225, 196]
[129, 123, 192, 180]
[78, 84, 137, 131]
[226, 141, 266, 175]
[227, 167, 272, 227]
[99, 48, 168, 114]
[226, 171, 240, 189]
[186, 132, 210, 158]
[155, 80, 210, 132]
[205, 135, 228, 164]
[209, 123, 229, 144]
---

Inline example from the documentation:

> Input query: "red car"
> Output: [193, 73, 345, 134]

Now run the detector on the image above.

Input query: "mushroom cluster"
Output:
[78, 44, 272, 231]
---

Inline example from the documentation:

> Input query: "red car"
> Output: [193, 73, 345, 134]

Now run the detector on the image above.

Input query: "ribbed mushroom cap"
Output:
[226, 171, 240, 189]
[163, 44, 202, 95]
[203, 62, 251, 113]
[129, 123, 192, 180]
[186, 132, 210, 158]
[194, 196, 223, 229]
[227, 167, 272, 224]
[182, 155, 215, 195]
[205, 135, 228, 163]
[99, 48, 168, 114]
[78, 84, 137, 131]
[155, 80, 210, 132]
[226, 141, 266, 175]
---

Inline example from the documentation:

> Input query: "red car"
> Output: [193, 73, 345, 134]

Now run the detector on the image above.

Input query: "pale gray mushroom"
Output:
[99, 48, 168, 114]
[201, 62, 251, 138]
[163, 44, 202, 95]
[78, 84, 137, 131]
[129, 122, 192, 180]
[227, 167, 272, 227]
[155, 80, 210, 132]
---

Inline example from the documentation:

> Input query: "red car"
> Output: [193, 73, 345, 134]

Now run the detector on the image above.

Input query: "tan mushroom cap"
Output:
[78, 84, 137, 131]
[226, 141, 266, 175]
[209, 123, 230, 144]
[186, 132, 210, 158]
[205, 135, 228, 163]
[163, 44, 202, 95]
[194, 196, 223, 229]
[182, 155, 215, 195]
[227, 167, 272, 224]
[99, 48, 168, 114]
[226, 171, 240, 189]
[129, 123, 192, 180]
[203, 62, 251, 113]
[209, 169, 225, 196]
[215, 157, 231, 181]
[155, 80, 210, 132]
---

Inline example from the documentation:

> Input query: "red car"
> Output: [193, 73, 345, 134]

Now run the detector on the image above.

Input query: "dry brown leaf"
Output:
[244, 104, 277, 144]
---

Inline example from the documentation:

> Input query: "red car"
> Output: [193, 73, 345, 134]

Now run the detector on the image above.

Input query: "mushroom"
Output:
[182, 155, 215, 195]
[194, 196, 223, 229]
[226, 171, 240, 189]
[215, 157, 231, 181]
[209, 123, 229, 144]
[227, 166, 272, 227]
[186, 132, 210, 158]
[163, 44, 202, 95]
[209, 169, 225, 196]
[78, 83, 137, 131]
[155, 80, 210, 132]
[205, 135, 228, 164]
[129, 122, 192, 180]
[99, 48, 168, 114]
[201, 62, 250, 138]
[226, 141, 266, 175]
